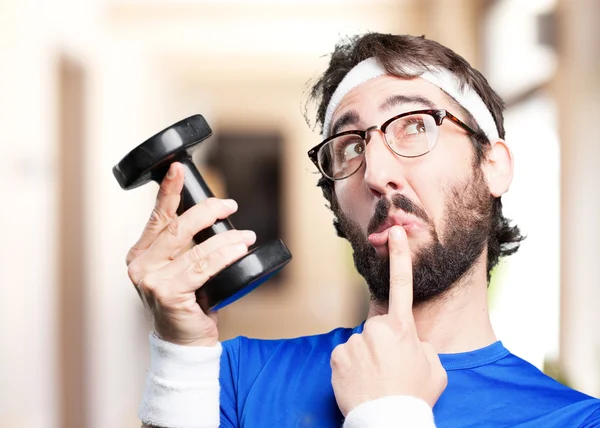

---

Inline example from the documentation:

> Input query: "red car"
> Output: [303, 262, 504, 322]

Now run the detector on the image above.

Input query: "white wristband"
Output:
[138, 332, 222, 428]
[343, 396, 436, 428]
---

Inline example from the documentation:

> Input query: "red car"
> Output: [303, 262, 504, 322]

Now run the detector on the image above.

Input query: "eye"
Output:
[403, 120, 427, 136]
[341, 140, 364, 161]
[332, 136, 365, 165]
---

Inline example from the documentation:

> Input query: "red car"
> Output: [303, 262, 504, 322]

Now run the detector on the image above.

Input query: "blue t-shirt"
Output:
[219, 323, 600, 427]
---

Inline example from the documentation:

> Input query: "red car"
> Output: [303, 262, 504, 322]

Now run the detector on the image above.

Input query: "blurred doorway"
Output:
[57, 54, 87, 428]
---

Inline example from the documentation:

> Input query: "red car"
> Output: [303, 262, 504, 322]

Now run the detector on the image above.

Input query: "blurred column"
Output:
[0, 0, 59, 427]
[556, 0, 600, 397]
[57, 54, 87, 428]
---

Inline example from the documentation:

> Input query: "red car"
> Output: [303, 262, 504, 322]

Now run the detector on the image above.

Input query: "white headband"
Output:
[322, 57, 500, 141]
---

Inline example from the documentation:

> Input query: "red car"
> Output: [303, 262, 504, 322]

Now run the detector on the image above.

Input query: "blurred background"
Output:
[1, 0, 599, 427]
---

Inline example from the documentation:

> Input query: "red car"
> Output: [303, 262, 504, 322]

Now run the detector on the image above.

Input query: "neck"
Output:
[367, 253, 496, 354]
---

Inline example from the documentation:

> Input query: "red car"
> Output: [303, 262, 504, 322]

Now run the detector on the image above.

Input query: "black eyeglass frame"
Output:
[307, 109, 478, 180]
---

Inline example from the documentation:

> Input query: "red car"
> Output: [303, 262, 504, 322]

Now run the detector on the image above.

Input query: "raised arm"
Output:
[126, 162, 255, 427]
[331, 226, 447, 427]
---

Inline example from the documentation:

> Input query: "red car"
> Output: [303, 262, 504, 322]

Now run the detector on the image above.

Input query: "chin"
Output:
[373, 246, 390, 258]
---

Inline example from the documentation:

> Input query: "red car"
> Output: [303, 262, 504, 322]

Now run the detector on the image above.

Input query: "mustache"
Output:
[367, 194, 430, 235]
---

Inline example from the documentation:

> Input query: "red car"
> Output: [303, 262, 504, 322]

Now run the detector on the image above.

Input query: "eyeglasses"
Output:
[308, 109, 477, 181]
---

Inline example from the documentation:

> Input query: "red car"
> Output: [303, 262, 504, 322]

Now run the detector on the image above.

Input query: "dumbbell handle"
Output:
[177, 156, 235, 244]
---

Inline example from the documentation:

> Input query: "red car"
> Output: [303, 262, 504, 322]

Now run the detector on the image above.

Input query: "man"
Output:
[126, 33, 600, 427]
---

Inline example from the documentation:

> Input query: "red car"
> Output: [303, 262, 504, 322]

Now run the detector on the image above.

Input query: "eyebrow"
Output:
[330, 110, 360, 137]
[379, 94, 436, 112]
[329, 94, 437, 136]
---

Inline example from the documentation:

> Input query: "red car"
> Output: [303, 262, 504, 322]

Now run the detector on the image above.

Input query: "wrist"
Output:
[148, 331, 222, 382]
[154, 331, 220, 348]
[138, 332, 222, 428]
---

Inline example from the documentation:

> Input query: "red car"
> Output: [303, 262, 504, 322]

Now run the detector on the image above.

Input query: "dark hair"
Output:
[306, 33, 525, 280]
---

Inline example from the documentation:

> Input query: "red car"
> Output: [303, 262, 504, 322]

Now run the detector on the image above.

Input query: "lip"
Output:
[367, 213, 424, 248]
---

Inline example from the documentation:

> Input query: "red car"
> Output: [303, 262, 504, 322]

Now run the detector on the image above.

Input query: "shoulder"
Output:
[221, 324, 359, 365]
[223, 324, 357, 353]
[218, 324, 359, 395]
[506, 352, 595, 396]
[439, 344, 600, 426]
[500, 351, 600, 423]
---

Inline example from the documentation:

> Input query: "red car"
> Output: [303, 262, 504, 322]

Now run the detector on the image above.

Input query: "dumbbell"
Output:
[112, 114, 292, 310]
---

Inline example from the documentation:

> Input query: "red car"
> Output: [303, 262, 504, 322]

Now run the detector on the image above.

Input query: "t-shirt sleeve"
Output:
[219, 337, 242, 428]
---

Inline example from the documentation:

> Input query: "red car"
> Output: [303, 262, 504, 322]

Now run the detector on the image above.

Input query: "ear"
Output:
[481, 139, 513, 197]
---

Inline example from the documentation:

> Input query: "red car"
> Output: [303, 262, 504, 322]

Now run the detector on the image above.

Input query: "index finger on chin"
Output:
[387, 226, 415, 328]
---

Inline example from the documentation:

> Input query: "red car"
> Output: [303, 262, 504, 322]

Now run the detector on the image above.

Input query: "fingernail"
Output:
[242, 230, 256, 241]
[166, 164, 176, 179]
[222, 199, 237, 209]
[390, 226, 402, 240]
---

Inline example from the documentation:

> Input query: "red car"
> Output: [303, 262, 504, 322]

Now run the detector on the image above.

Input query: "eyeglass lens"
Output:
[318, 113, 439, 180]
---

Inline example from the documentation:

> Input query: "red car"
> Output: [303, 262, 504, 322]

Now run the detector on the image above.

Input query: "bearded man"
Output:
[125, 33, 600, 428]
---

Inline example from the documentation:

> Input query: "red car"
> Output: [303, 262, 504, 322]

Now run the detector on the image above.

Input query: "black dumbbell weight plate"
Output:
[113, 115, 212, 190]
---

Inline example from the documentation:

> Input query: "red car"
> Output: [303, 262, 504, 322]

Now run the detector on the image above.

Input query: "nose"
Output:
[363, 127, 405, 199]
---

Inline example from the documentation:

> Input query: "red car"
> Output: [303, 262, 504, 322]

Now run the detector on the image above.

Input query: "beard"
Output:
[332, 167, 493, 307]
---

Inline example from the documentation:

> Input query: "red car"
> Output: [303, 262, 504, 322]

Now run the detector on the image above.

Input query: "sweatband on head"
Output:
[321, 57, 500, 142]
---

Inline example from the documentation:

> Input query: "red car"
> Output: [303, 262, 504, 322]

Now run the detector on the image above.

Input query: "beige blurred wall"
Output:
[0, 1, 62, 427]
[556, 0, 600, 399]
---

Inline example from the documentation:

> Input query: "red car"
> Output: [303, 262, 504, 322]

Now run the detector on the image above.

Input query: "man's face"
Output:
[330, 75, 493, 306]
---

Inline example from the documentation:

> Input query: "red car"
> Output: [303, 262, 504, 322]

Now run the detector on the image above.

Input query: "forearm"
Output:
[343, 396, 437, 428]
[138, 332, 222, 428]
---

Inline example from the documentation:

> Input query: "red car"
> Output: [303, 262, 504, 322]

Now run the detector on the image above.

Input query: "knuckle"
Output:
[436, 362, 447, 376]
[363, 315, 383, 330]
[434, 363, 448, 388]
[214, 247, 231, 265]
[392, 318, 408, 334]
[390, 245, 404, 256]
[365, 319, 396, 343]
[389, 273, 410, 285]
[192, 256, 209, 275]
[165, 217, 184, 238]
[127, 260, 143, 284]
[157, 181, 170, 197]
[125, 247, 138, 267]
[344, 333, 365, 352]
[346, 332, 361, 344]
[190, 244, 208, 265]
[330, 344, 346, 365]
[149, 206, 169, 227]
[440, 368, 449, 385]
